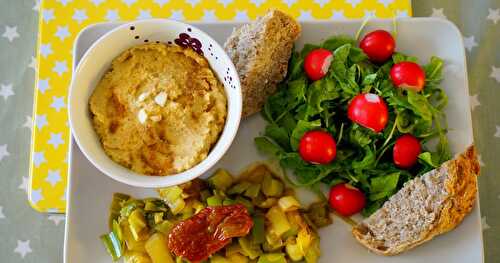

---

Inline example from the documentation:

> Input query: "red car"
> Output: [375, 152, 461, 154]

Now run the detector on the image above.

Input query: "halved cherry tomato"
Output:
[168, 204, 253, 262]
[390, 61, 426, 92]
[359, 30, 396, 63]
[329, 183, 366, 216]
[393, 134, 421, 169]
[304, 48, 333, 81]
[298, 130, 337, 164]
[347, 93, 389, 133]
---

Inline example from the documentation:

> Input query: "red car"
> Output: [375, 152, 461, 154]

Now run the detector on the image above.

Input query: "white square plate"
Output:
[64, 18, 483, 263]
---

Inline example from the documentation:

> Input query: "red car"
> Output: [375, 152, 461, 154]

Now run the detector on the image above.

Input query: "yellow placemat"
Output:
[30, 0, 412, 213]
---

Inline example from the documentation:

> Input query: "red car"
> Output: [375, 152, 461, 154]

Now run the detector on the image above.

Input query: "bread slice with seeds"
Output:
[352, 145, 480, 256]
[224, 9, 301, 117]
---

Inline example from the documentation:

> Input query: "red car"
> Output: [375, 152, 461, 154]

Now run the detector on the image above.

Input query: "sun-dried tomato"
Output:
[168, 204, 253, 262]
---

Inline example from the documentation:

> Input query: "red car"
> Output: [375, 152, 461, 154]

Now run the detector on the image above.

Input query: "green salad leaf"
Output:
[255, 36, 451, 215]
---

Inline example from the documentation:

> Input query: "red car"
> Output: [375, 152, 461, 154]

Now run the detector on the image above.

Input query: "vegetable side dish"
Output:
[101, 164, 331, 263]
[255, 30, 451, 216]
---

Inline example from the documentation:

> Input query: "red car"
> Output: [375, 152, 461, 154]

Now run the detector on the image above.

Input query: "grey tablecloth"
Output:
[0, 0, 498, 262]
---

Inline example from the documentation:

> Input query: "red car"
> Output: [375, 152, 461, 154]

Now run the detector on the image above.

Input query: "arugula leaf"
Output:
[264, 124, 290, 151]
[255, 137, 283, 156]
[290, 120, 321, 150]
[392, 53, 418, 63]
[321, 35, 356, 51]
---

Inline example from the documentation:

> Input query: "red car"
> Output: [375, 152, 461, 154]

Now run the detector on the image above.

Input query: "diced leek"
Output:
[251, 215, 265, 244]
[179, 201, 194, 220]
[153, 212, 164, 224]
[191, 199, 205, 213]
[225, 243, 244, 256]
[110, 193, 130, 228]
[122, 222, 147, 253]
[112, 219, 123, 242]
[128, 209, 148, 241]
[207, 169, 234, 191]
[264, 231, 284, 251]
[304, 237, 321, 263]
[278, 196, 300, 212]
[262, 176, 283, 197]
[244, 183, 261, 199]
[238, 236, 262, 260]
[296, 228, 313, 256]
[266, 206, 291, 237]
[120, 200, 145, 218]
[285, 237, 303, 261]
[257, 198, 278, 209]
[227, 253, 249, 263]
[235, 196, 254, 214]
[145, 233, 175, 263]
[305, 201, 332, 228]
[244, 164, 270, 183]
[207, 195, 223, 206]
[209, 255, 231, 263]
[222, 198, 236, 206]
[101, 231, 123, 261]
[158, 186, 185, 215]
[124, 251, 152, 263]
[144, 199, 167, 212]
[257, 253, 287, 263]
[282, 212, 302, 239]
[227, 181, 251, 195]
[154, 220, 174, 235]
[175, 257, 183, 263]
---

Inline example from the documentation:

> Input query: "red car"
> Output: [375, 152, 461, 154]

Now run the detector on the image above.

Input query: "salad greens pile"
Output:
[254, 35, 451, 216]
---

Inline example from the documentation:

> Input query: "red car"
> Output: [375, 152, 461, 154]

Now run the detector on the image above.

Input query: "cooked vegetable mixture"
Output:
[255, 34, 451, 216]
[101, 164, 331, 262]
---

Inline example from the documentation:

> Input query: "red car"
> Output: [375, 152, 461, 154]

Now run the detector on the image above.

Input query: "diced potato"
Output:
[297, 228, 313, 256]
[257, 253, 287, 263]
[122, 222, 147, 253]
[128, 209, 148, 241]
[262, 176, 283, 197]
[124, 251, 152, 263]
[285, 237, 303, 261]
[244, 183, 261, 199]
[228, 181, 251, 195]
[278, 196, 301, 212]
[266, 206, 291, 237]
[209, 255, 231, 263]
[144, 233, 174, 263]
[208, 169, 234, 191]
[239, 237, 262, 260]
[227, 253, 249, 263]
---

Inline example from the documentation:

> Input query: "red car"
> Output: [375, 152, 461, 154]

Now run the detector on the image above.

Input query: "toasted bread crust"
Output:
[352, 145, 480, 255]
[224, 10, 301, 117]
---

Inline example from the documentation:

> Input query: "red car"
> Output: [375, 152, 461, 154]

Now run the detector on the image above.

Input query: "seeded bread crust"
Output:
[352, 145, 479, 256]
[224, 10, 301, 117]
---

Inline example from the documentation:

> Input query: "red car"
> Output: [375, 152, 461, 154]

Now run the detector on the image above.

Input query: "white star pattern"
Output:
[0, 83, 14, 100]
[487, 8, 500, 24]
[52, 61, 68, 76]
[314, 0, 329, 7]
[38, 78, 50, 93]
[202, 10, 217, 22]
[57, 0, 72, 5]
[33, 151, 46, 167]
[219, 0, 233, 8]
[33, 0, 40, 11]
[28, 56, 36, 70]
[470, 94, 480, 111]
[186, 0, 200, 6]
[377, 0, 394, 7]
[481, 216, 490, 231]
[169, 10, 184, 21]
[47, 133, 64, 149]
[431, 8, 446, 19]
[298, 10, 313, 21]
[48, 214, 65, 226]
[122, 0, 137, 6]
[23, 115, 33, 131]
[46, 169, 62, 186]
[40, 43, 53, 58]
[137, 10, 152, 20]
[14, 240, 32, 259]
[72, 9, 88, 24]
[154, 0, 169, 7]
[490, 66, 500, 83]
[42, 9, 55, 23]
[55, 26, 70, 40]
[2, 26, 20, 42]
[91, 0, 106, 5]
[50, 96, 66, 112]
[31, 189, 43, 204]
[477, 154, 485, 167]
[346, 0, 361, 8]
[234, 10, 250, 22]
[463, 35, 478, 52]
[105, 10, 120, 22]
[0, 206, 4, 219]
[331, 10, 346, 20]
[0, 144, 9, 162]
[364, 10, 376, 19]
[283, 0, 297, 7]
[495, 125, 500, 138]
[35, 114, 48, 130]
[18, 176, 29, 193]
[250, 0, 265, 7]
[396, 10, 409, 18]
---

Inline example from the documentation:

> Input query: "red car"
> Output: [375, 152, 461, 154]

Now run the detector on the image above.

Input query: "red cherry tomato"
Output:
[347, 93, 389, 133]
[393, 134, 422, 169]
[304, 48, 333, 81]
[298, 130, 337, 164]
[329, 183, 366, 217]
[359, 30, 396, 63]
[390, 62, 426, 92]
